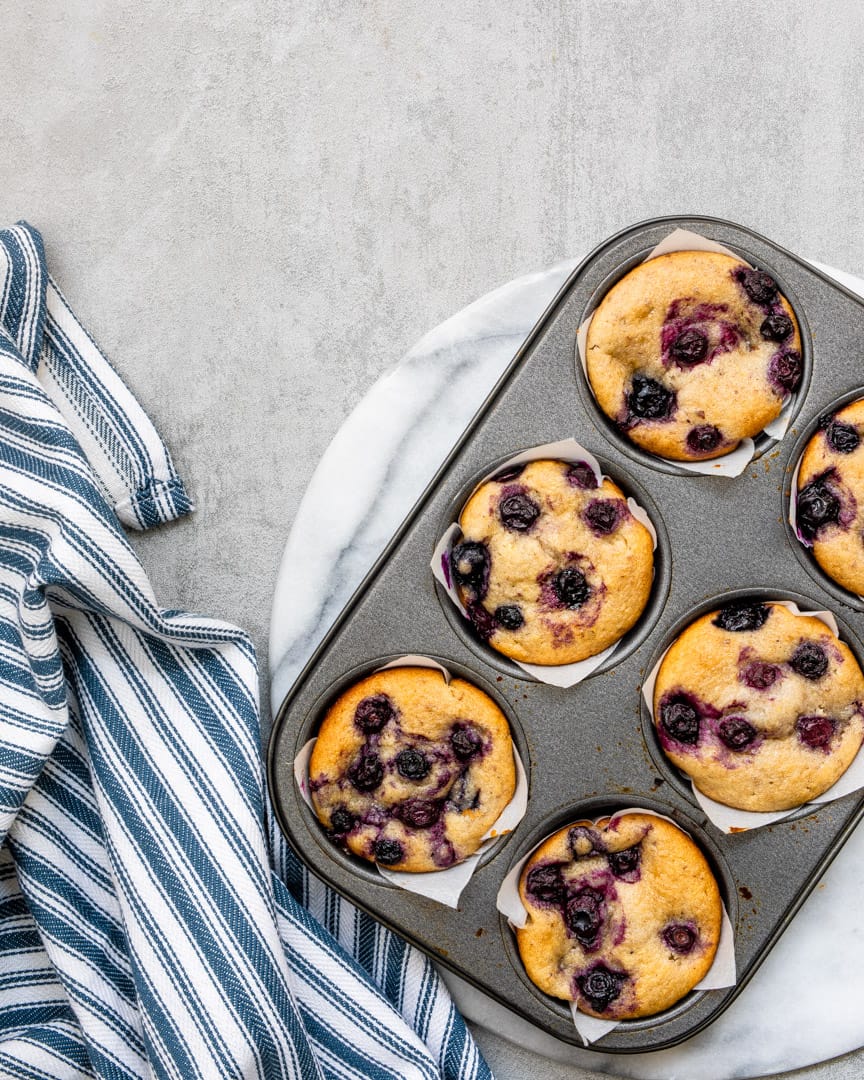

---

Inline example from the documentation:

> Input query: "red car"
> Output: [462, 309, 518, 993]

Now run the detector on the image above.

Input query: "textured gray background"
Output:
[2, 2, 863, 1077]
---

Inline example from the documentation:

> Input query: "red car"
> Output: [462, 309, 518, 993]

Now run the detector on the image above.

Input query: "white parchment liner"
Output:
[788, 443, 864, 602]
[294, 654, 528, 908]
[431, 438, 658, 689]
[495, 807, 736, 1045]
[576, 227, 796, 477]
[642, 601, 864, 833]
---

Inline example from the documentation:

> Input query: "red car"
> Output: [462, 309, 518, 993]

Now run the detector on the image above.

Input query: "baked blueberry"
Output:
[467, 601, 498, 641]
[797, 475, 841, 541]
[492, 464, 525, 483]
[354, 694, 396, 733]
[760, 313, 793, 341]
[451, 542, 489, 594]
[660, 696, 701, 745]
[566, 461, 599, 489]
[348, 751, 383, 792]
[450, 724, 484, 760]
[826, 421, 860, 454]
[742, 661, 780, 689]
[790, 641, 829, 680]
[495, 604, 524, 630]
[566, 888, 605, 948]
[584, 499, 623, 535]
[796, 714, 835, 750]
[717, 716, 757, 751]
[577, 966, 624, 1011]
[373, 838, 404, 864]
[768, 350, 802, 393]
[713, 602, 770, 632]
[396, 799, 442, 829]
[686, 424, 723, 454]
[526, 864, 565, 905]
[670, 328, 708, 365]
[628, 374, 675, 420]
[329, 807, 356, 834]
[663, 924, 697, 954]
[499, 492, 540, 532]
[396, 748, 430, 780]
[607, 845, 640, 879]
[741, 269, 778, 306]
[553, 567, 591, 609]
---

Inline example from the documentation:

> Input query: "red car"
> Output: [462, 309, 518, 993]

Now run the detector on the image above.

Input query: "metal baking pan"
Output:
[268, 215, 864, 1052]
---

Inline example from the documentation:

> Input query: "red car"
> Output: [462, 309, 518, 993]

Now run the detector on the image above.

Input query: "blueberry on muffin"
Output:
[450, 459, 654, 665]
[584, 250, 802, 461]
[796, 399, 864, 594]
[309, 667, 516, 872]
[516, 814, 722, 1019]
[653, 601, 864, 811]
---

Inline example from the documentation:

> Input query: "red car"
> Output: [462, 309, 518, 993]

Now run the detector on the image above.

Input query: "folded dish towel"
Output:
[0, 222, 492, 1080]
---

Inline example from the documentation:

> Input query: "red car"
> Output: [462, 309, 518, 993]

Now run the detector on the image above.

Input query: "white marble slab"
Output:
[269, 258, 864, 1079]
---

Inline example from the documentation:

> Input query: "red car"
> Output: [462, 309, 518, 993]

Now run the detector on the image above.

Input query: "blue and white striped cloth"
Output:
[0, 222, 492, 1080]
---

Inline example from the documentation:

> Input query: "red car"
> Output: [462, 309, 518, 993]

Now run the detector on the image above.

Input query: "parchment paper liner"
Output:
[495, 807, 736, 1045]
[788, 441, 864, 602]
[642, 601, 864, 832]
[431, 438, 658, 689]
[294, 655, 528, 908]
[576, 227, 795, 477]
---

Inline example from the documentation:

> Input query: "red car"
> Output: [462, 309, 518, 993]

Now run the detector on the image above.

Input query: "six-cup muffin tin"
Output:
[268, 216, 864, 1052]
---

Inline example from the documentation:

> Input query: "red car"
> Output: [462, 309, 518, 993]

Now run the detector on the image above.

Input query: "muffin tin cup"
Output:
[269, 216, 864, 1052]
[639, 590, 864, 833]
[287, 654, 529, 907]
[573, 226, 811, 477]
[494, 803, 737, 1045]
[430, 437, 668, 688]
[785, 387, 864, 610]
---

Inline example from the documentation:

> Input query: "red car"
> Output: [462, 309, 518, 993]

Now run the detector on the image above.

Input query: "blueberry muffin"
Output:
[309, 667, 516, 872]
[584, 250, 802, 461]
[653, 601, 864, 811]
[516, 814, 722, 1020]
[449, 459, 654, 666]
[797, 399, 864, 594]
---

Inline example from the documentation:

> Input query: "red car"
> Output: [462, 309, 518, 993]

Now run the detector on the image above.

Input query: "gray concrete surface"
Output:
[2, 2, 863, 1077]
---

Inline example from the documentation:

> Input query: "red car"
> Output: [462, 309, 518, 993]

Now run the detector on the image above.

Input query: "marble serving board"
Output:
[270, 224, 864, 1076]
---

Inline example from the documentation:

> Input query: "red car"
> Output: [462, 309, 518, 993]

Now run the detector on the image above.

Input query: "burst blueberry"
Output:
[713, 603, 770, 632]
[329, 807, 356, 834]
[628, 374, 675, 420]
[607, 845, 640, 879]
[396, 748, 430, 780]
[717, 716, 757, 751]
[493, 464, 525, 482]
[566, 888, 605, 948]
[797, 476, 840, 541]
[686, 425, 723, 455]
[742, 661, 780, 689]
[373, 838, 404, 864]
[451, 724, 483, 760]
[826, 421, 860, 454]
[790, 641, 829, 680]
[768, 350, 802, 393]
[553, 567, 591, 608]
[577, 966, 624, 1011]
[499, 492, 540, 531]
[663, 924, 697, 954]
[451, 542, 489, 594]
[348, 751, 383, 792]
[495, 604, 524, 630]
[566, 461, 599, 489]
[670, 328, 708, 365]
[354, 694, 396, 733]
[741, 269, 778, 306]
[660, 696, 700, 745]
[526, 864, 565, 905]
[466, 601, 498, 641]
[760, 312, 793, 342]
[397, 799, 441, 829]
[796, 714, 835, 749]
[584, 499, 622, 535]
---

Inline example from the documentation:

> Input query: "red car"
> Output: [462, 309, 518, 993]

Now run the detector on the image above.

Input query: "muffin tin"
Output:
[268, 216, 864, 1052]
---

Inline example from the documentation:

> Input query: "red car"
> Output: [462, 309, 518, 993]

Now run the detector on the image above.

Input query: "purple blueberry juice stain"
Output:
[466, 601, 498, 641]
[796, 714, 836, 751]
[584, 498, 626, 536]
[663, 922, 698, 954]
[429, 822, 457, 868]
[567, 461, 598, 489]
[498, 486, 540, 532]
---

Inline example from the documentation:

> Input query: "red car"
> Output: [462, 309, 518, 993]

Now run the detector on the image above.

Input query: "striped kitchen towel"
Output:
[0, 221, 492, 1080]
